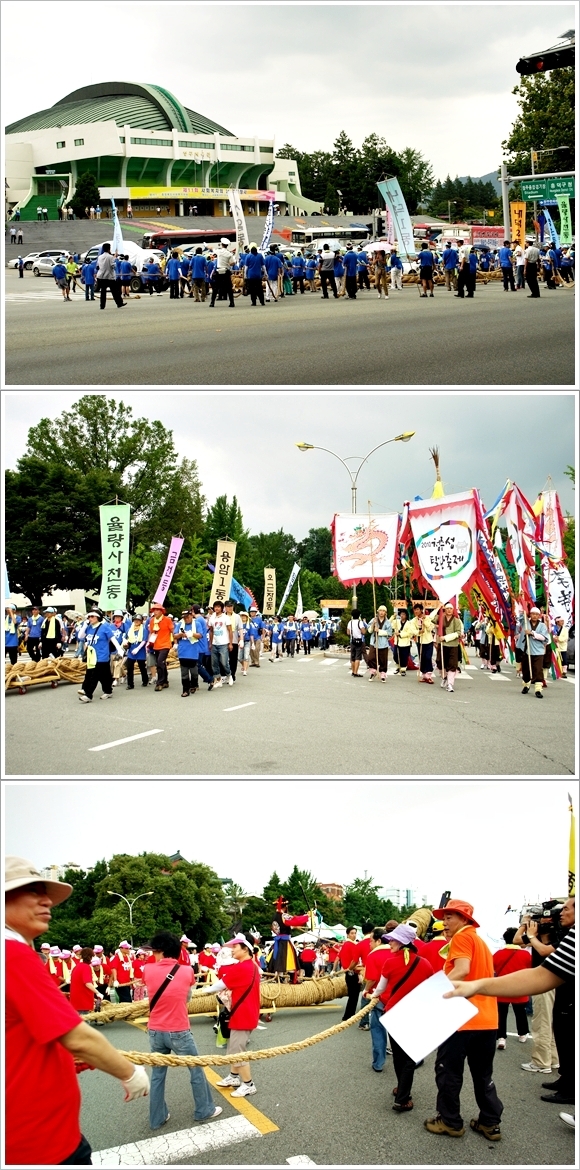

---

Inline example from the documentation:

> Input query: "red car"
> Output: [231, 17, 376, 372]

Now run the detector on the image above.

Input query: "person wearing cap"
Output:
[196, 933, 261, 1097]
[423, 899, 503, 1141]
[435, 602, 463, 692]
[69, 947, 104, 1019]
[406, 602, 442, 683]
[238, 611, 253, 673]
[148, 603, 175, 691]
[208, 600, 234, 687]
[174, 608, 203, 696]
[5, 604, 22, 665]
[39, 940, 51, 964]
[210, 238, 236, 307]
[366, 606, 393, 680]
[78, 608, 118, 701]
[5, 856, 149, 1166]
[91, 946, 109, 1002]
[123, 613, 149, 687]
[224, 599, 243, 680]
[373, 924, 433, 1110]
[140, 930, 223, 1129]
[39, 606, 63, 659]
[178, 934, 195, 966]
[198, 942, 218, 983]
[24, 605, 44, 662]
[515, 607, 550, 698]
[247, 605, 264, 667]
[110, 610, 129, 686]
[108, 941, 135, 1003]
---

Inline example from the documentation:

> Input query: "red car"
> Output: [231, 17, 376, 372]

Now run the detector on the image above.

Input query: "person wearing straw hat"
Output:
[5, 855, 149, 1166]
[515, 607, 550, 698]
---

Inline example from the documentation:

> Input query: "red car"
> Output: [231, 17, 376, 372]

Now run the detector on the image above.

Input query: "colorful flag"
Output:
[535, 489, 564, 560]
[542, 207, 560, 249]
[98, 504, 131, 611]
[152, 537, 184, 605]
[377, 179, 415, 261]
[409, 491, 477, 605]
[543, 560, 574, 628]
[296, 581, 304, 618]
[568, 793, 575, 895]
[332, 513, 399, 586]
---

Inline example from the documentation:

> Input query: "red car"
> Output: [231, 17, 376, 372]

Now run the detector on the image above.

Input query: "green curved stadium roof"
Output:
[6, 81, 234, 137]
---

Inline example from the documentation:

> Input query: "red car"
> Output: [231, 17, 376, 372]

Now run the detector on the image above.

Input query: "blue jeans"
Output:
[148, 1029, 215, 1128]
[211, 643, 231, 679]
[369, 1002, 388, 1070]
[74, 640, 85, 659]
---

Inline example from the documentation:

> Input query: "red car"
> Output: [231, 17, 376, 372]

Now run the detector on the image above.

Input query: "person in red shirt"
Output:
[198, 932, 261, 1098]
[179, 934, 194, 965]
[374, 923, 433, 1110]
[298, 945, 317, 977]
[147, 603, 175, 691]
[143, 930, 222, 1130]
[414, 923, 448, 973]
[361, 928, 392, 1068]
[46, 945, 65, 988]
[108, 941, 134, 1003]
[493, 927, 532, 1048]
[69, 948, 104, 1016]
[5, 855, 150, 1167]
[339, 926, 362, 1020]
[355, 921, 375, 1028]
[198, 943, 217, 981]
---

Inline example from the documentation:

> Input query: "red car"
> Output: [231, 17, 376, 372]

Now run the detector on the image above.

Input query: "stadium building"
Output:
[5, 80, 322, 219]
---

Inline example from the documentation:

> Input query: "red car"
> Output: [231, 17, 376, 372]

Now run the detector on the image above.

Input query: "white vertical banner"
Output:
[228, 188, 249, 254]
[259, 194, 276, 252]
[296, 581, 303, 617]
[544, 560, 574, 627]
[209, 540, 237, 606]
[377, 179, 415, 261]
[278, 562, 301, 613]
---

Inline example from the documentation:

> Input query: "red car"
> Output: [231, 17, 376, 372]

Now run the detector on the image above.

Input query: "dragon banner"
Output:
[332, 513, 399, 586]
[408, 491, 477, 605]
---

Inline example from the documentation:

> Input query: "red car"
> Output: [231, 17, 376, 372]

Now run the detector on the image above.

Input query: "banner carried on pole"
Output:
[98, 504, 131, 611]
[556, 195, 573, 245]
[209, 540, 237, 606]
[509, 201, 526, 249]
[377, 178, 415, 260]
[259, 194, 276, 253]
[111, 198, 124, 256]
[228, 188, 249, 255]
[296, 581, 304, 618]
[409, 491, 477, 604]
[543, 560, 574, 628]
[263, 567, 276, 615]
[568, 794, 576, 896]
[332, 513, 399, 586]
[152, 537, 184, 605]
[278, 562, 301, 613]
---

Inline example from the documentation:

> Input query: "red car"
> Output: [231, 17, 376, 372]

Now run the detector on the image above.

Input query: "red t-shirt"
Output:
[143, 959, 195, 1031]
[69, 962, 95, 1011]
[109, 954, 134, 984]
[221, 959, 261, 1030]
[199, 952, 216, 970]
[493, 946, 532, 1003]
[379, 949, 433, 1009]
[339, 940, 359, 970]
[6, 941, 82, 1165]
[178, 946, 191, 966]
[357, 937, 373, 966]
[414, 937, 448, 973]
[363, 945, 391, 991]
[46, 956, 64, 987]
[300, 948, 316, 962]
[328, 946, 340, 964]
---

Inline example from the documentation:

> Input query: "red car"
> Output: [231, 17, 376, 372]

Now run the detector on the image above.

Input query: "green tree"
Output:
[343, 877, 403, 927]
[70, 171, 101, 219]
[244, 529, 299, 601]
[297, 527, 332, 576]
[165, 534, 214, 611]
[222, 881, 250, 935]
[501, 67, 575, 178]
[262, 870, 284, 907]
[395, 147, 435, 215]
[240, 895, 273, 942]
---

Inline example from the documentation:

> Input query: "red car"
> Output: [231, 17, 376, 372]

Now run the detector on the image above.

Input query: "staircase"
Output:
[17, 194, 63, 221]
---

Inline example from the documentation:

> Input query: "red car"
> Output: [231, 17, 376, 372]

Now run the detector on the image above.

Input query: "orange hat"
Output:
[150, 604, 166, 613]
[432, 899, 479, 927]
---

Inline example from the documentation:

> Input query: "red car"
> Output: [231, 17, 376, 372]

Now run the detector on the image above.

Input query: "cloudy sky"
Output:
[4, 780, 575, 940]
[4, 391, 576, 540]
[2, 2, 575, 181]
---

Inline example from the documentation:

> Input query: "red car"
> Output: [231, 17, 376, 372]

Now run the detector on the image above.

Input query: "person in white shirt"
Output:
[514, 244, 525, 289]
[347, 609, 367, 676]
[208, 601, 233, 687]
[210, 238, 236, 307]
[225, 600, 243, 681]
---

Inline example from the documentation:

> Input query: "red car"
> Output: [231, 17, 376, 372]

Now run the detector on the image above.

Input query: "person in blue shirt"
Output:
[442, 243, 459, 291]
[179, 254, 191, 298]
[547, 246, 560, 287]
[357, 247, 371, 291]
[145, 259, 163, 295]
[174, 609, 203, 696]
[417, 245, 435, 297]
[264, 248, 283, 301]
[540, 248, 556, 289]
[498, 241, 516, 291]
[559, 248, 573, 282]
[333, 251, 345, 295]
[305, 255, 318, 292]
[389, 248, 404, 293]
[120, 255, 133, 299]
[245, 246, 266, 305]
[192, 605, 214, 688]
[318, 620, 328, 651]
[109, 611, 130, 686]
[248, 606, 265, 664]
[282, 616, 298, 657]
[269, 619, 284, 661]
[52, 260, 70, 301]
[5, 605, 21, 666]
[24, 606, 44, 661]
[466, 248, 478, 298]
[342, 247, 358, 299]
[292, 251, 306, 294]
[190, 248, 208, 301]
[478, 249, 490, 273]
[124, 614, 149, 688]
[166, 251, 182, 299]
[81, 259, 97, 301]
[300, 619, 314, 653]
[78, 609, 119, 701]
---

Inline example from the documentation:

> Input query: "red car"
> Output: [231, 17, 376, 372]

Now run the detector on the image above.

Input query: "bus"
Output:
[290, 224, 370, 246]
[141, 227, 236, 251]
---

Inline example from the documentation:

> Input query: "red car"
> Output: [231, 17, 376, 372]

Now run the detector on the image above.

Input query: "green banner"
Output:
[548, 177, 575, 197]
[520, 179, 547, 201]
[557, 195, 573, 245]
[98, 504, 131, 611]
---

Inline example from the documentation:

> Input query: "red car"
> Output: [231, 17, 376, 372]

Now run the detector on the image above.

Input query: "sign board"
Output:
[547, 177, 575, 197]
[520, 179, 547, 200]
[128, 186, 276, 200]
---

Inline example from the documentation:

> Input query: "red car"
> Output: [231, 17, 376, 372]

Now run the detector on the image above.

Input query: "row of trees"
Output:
[44, 854, 422, 951]
[426, 175, 500, 222]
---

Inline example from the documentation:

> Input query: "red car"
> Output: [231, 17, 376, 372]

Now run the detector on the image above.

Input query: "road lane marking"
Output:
[223, 702, 256, 712]
[485, 674, 509, 681]
[88, 729, 164, 752]
[92, 1114, 262, 1166]
[287, 1158, 317, 1166]
[204, 1067, 279, 1134]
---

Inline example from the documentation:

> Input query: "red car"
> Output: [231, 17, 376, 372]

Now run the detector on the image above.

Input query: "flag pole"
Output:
[368, 501, 379, 680]
[568, 793, 576, 896]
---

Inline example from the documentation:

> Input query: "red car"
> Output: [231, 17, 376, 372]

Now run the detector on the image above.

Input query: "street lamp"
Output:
[296, 433, 415, 604]
[108, 890, 154, 945]
[447, 200, 457, 225]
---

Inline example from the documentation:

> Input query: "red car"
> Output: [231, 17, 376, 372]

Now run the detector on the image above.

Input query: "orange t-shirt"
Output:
[149, 614, 174, 650]
[443, 926, 498, 1031]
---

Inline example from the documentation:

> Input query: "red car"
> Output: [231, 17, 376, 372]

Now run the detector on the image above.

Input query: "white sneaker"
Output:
[231, 1081, 256, 1097]
[100, 693, 112, 699]
[559, 1113, 575, 1129]
[78, 694, 91, 703]
[518, 1035, 528, 1043]
[521, 1062, 551, 1073]
[216, 1074, 240, 1087]
[213, 679, 223, 688]
[497, 1038, 506, 1049]
[112, 679, 118, 687]
[200, 1106, 222, 1121]
[447, 685, 454, 692]
[228, 676, 234, 685]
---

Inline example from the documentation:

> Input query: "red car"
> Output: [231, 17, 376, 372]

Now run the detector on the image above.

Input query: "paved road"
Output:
[5, 270, 575, 385]
[5, 649, 575, 776]
[80, 1006, 573, 1166]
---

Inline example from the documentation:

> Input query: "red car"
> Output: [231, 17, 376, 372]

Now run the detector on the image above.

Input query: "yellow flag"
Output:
[568, 794, 576, 895]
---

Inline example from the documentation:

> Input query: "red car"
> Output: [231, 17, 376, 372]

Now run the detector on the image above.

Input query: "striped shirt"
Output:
[542, 925, 575, 983]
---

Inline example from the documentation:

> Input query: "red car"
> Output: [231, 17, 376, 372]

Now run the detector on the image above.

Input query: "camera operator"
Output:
[514, 910, 558, 1075]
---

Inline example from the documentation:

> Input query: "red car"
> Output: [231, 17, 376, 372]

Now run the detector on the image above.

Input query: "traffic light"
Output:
[516, 44, 574, 73]
[376, 215, 384, 236]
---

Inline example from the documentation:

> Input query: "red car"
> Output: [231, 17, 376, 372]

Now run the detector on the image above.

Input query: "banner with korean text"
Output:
[260, 194, 276, 253]
[543, 561, 574, 628]
[228, 188, 249, 255]
[263, 567, 277, 615]
[278, 562, 301, 613]
[556, 195, 573, 245]
[98, 504, 131, 611]
[333, 513, 399, 586]
[377, 179, 415, 261]
[509, 201, 526, 249]
[409, 491, 477, 604]
[153, 537, 184, 605]
[209, 540, 237, 606]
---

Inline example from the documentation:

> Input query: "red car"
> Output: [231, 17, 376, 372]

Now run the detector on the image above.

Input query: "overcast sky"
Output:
[2, 2, 575, 181]
[3, 391, 576, 540]
[4, 780, 575, 939]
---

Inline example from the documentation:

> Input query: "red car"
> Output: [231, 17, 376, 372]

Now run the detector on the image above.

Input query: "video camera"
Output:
[520, 899, 566, 946]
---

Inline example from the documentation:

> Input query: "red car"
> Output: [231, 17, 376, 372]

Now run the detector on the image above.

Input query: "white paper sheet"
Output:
[380, 970, 478, 1063]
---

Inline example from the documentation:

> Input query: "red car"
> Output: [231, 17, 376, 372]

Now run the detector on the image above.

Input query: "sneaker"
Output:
[518, 1035, 528, 1043]
[216, 1074, 240, 1087]
[440, 679, 447, 688]
[447, 685, 454, 692]
[200, 1106, 223, 1121]
[77, 688, 85, 695]
[559, 1113, 575, 1130]
[228, 676, 234, 685]
[392, 1100, 413, 1111]
[213, 679, 223, 688]
[521, 1062, 551, 1073]
[100, 693, 112, 699]
[78, 694, 91, 703]
[521, 685, 530, 694]
[542, 1080, 564, 1090]
[470, 1118, 501, 1141]
[541, 1092, 575, 1104]
[535, 690, 543, 698]
[153, 1113, 170, 1129]
[424, 1115, 464, 1137]
[207, 682, 214, 691]
[231, 1081, 256, 1097]
[112, 679, 118, 687]
[496, 1038, 506, 1049]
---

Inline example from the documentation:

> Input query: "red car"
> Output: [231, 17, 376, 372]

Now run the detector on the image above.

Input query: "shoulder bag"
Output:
[219, 967, 259, 1039]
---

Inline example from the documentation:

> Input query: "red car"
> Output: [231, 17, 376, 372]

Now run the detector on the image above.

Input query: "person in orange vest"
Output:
[147, 603, 174, 691]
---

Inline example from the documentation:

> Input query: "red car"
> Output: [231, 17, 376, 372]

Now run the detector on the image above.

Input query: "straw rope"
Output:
[114, 998, 376, 1067]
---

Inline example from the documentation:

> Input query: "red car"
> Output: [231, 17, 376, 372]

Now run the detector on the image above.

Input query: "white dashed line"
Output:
[287, 1157, 318, 1167]
[223, 702, 256, 712]
[92, 1114, 262, 1166]
[88, 729, 164, 752]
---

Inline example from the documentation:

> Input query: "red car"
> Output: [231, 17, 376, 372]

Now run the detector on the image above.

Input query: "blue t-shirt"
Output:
[191, 255, 207, 279]
[418, 250, 434, 268]
[249, 617, 264, 639]
[26, 614, 44, 637]
[283, 621, 297, 640]
[443, 248, 458, 270]
[246, 252, 265, 279]
[85, 621, 117, 663]
[264, 254, 283, 278]
[146, 263, 161, 280]
[306, 258, 317, 276]
[120, 260, 133, 278]
[126, 626, 147, 660]
[469, 253, 477, 272]
[334, 257, 344, 276]
[82, 261, 97, 285]
[479, 253, 490, 270]
[498, 247, 513, 267]
[292, 257, 306, 276]
[175, 620, 201, 660]
[52, 263, 67, 280]
[5, 615, 21, 647]
[166, 258, 182, 280]
[195, 616, 209, 654]
[343, 250, 358, 276]
[300, 622, 313, 640]
[390, 253, 403, 269]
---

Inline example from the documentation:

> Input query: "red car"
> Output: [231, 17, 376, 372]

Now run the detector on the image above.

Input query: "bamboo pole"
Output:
[368, 501, 379, 680]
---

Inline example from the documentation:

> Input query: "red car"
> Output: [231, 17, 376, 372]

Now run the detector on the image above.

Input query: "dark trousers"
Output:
[154, 647, 170, 685]
[84, 284, 95, 300]
[466, 271, 476, 297]
[229, 643, 239, 680]
[169, 279, 180, 299]
[302, 640, 311, 654]
[419, 642, 434, 674]
[456, 266, 467, 297]
[358, 270, 371, 289]
[98, 278, 123, 308]
[342, 970, 361, 1020]
[292, 275, 305, 293]
[27, 637, 41, 662]
[286, 639, 295, 656]
[521, 652, 544, 685]
[501, 265, 515, 291]
[82, 661, 113, 698]
[247, 277, 265, 305]
[211, 272, 234, 306]
[391, 1035, 417, 1105]
[148, 280, 161, 295]
[435, 1029, 503, 1130]
[117, 985, 133, 1003]
[366, 645, 389, 673]
[180, 660, 199, 691]
[59, 1135, 92, 1165]
[126, 659, 148, 687]
[393, 645, 410, 669]
[6, 647, 18, 665]
[345, 274, 357, 298]
[553, 987, 574, 1095]
[42, 639, 61, 658]
[497, 1000, 529, 1039]
[198, 656, 213, 684]
[19, 267, 24, 278]
[525, 263, 540, 297]
[320, 270, 338, 298]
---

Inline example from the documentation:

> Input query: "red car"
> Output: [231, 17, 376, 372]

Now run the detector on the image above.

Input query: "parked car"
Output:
[9, 249, 69, 270]
[32, 255, 71, 277]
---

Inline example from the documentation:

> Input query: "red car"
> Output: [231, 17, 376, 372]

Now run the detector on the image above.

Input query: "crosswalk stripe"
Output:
[92, 1114, 261, 1166]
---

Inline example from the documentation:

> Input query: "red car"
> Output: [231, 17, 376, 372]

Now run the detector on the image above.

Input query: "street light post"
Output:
[296, 432, 415, 606]
[108, 889, 154, 945]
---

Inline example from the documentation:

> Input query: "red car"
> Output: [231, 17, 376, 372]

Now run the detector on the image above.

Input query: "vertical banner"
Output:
[278, 562, 301, 613]
[556, 195, 573, 245]
[509, 201, 526, 249]
[377, 179, 415, 260]
[544, 560, 574, 628]
[98, 504, 131, 611]
[228, 188, 249, 254]
[209, 540, 237, 606]
[542, 207, 560, 249]
[332, 513, 399, 586]
[111, 198, 124, 255]
[152, 537, 185, 605]
[296, 581, 304, 618]
[4, 560, 10, 600]
[386, 207, 395, 245]
[568, 794, 576, 896]
[409, 491, 477, 605]
[259, 194, 276, 253]
[263, 567, 276, 615]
